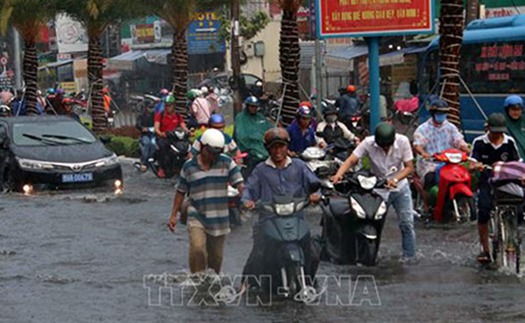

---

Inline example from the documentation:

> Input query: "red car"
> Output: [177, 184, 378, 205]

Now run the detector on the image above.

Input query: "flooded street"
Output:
[1, 160, 524, 322]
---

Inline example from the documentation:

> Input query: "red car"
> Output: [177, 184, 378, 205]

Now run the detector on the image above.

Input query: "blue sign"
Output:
[188, 12, 226, 55]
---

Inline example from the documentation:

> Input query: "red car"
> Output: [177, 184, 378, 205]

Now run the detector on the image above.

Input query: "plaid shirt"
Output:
[413, 119, 467, 177]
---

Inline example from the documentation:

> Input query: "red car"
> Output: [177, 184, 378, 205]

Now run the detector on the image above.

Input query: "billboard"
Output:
[55, 14, 88, 53]
[188, 12, 226, 55]
[316, 0, 434, 38]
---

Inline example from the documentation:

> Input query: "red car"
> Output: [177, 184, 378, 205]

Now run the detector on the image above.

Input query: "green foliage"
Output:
[217, 11, 270, 42]
[104, 135, 140, 158]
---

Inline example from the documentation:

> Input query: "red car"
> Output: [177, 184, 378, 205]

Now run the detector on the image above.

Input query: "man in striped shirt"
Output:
[168, 129, 244, 274]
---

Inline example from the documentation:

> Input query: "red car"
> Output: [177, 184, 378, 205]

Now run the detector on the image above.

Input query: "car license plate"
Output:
[62, 173, 93, 183]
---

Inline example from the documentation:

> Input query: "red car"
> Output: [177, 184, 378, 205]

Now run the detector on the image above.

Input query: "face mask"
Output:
[326, 115, 337, 123]
[433, 113, 446, 124]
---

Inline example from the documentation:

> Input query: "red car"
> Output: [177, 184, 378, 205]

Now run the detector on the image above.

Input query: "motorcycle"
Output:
[248, 195, 318, 300]
[300, 146, 340, 181]
[228, 152, 248, 227]
[319, 170, 388, 266]
[134, 127, 190, 179]
[430, 149, 475, 223]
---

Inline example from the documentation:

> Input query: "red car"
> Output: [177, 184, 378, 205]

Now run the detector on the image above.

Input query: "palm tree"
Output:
[0, 0, 57, 115]
[439, 0, 465, 128]
[60, 0, 140, 133]
[276, 0, 301, 125]
[147, 0, 230, 115]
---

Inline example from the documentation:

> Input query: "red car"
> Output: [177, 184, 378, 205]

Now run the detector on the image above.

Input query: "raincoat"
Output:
[505, 113, 525, 159]
[233, 110, 272, 161]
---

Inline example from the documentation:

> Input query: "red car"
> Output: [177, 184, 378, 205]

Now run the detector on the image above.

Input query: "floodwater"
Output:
[1, 161, 524, 323]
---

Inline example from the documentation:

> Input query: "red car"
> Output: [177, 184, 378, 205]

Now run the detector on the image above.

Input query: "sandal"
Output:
[476, 251, 491, 264]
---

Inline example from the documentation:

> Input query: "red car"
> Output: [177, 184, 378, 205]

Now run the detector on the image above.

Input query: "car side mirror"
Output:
[99, 135, 112, 145]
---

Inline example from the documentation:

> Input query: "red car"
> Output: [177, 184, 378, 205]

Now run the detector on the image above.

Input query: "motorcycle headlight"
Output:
[175, 130, 185, 140]
[444, 152, 463, 164]
[96, 154, 119, 167]
[350, 197, 366, 219]
[357, 175, 377, 191]
[16, 157, 54, 170]
[275, 203, 295, 216]
[301, 147, 326, 160]
[375, 201, 388, 220]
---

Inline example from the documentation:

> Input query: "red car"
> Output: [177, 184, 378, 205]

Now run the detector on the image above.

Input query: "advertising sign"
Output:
[188, 12, 226, 55]
[55, 14, 88, 53]
[316, 0, 434, 38]
[131, 21, 161, 44]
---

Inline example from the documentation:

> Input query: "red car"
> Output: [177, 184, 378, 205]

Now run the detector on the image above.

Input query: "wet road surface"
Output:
[1, 161, 524, 322]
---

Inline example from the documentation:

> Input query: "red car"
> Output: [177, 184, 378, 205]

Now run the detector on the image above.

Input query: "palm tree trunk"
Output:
[279, 8, 301, 126]
[88, 33, 105, 134]
[22, 39, 38, 115]
[439, 0, 464, 128]
[171, 30, 188, 115]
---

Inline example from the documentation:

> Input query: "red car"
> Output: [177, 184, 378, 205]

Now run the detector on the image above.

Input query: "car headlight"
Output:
[275, 203, 295, 216]
[96, 154, 119, 167]
[16, 157, 54, 170]
[357, 175, 377, 190]
[375, 201, 388, 220]
[350, 197, 366, 219]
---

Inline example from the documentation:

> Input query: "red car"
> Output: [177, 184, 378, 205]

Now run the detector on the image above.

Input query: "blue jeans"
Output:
[387, 184, 417, 258]
[139, 135, 156, 165]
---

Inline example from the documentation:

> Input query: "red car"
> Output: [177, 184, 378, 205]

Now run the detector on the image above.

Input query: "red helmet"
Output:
[347, 85, 356, 93]
[299, 101, 313, 108]
[62, 98, 73, 105]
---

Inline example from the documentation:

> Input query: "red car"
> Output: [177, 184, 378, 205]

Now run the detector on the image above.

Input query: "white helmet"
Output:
[200, 128, 225, 149]
[200, 86, 209, 95]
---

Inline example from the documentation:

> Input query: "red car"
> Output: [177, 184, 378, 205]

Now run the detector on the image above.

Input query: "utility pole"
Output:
[12, 26, 22, 90]
[231, 0, 242, 115]
[466, 0, 480, 25]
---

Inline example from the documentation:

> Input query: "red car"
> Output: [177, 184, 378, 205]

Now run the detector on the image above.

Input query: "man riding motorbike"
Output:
[241, 127, 321, 289]
[136, 101, 156, 172]
[233, 96, 272, 177]
[316, 104, 357, 148]
[192, 113, 240, 159]
[413, 99, 470, 214]
[503, 94, 525, 159]
[154, 93, 188, 178]
[335, 85, 360, 126]
[287, 105, 317, 157]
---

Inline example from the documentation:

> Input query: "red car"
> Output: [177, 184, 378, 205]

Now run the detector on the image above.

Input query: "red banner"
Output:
[317, 0, 434, 38]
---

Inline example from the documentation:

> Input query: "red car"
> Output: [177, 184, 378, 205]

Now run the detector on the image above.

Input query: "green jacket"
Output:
[505, 113, 525, 159]
[233, 111, 272, 161]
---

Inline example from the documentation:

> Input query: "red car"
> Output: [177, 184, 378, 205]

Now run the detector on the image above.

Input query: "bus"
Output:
[418, 14, 525, 142]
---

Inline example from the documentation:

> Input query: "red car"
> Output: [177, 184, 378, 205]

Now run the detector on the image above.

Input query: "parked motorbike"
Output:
[133, 127, 190, 179]
[319, 170, 388, 266]
[248, 195, 317, 300]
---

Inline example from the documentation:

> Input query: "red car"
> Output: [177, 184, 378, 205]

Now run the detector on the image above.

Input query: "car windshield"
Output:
[12, 120, 97, 146]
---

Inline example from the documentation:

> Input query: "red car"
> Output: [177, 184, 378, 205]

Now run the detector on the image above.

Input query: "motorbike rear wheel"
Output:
[446, 196, 474, 223]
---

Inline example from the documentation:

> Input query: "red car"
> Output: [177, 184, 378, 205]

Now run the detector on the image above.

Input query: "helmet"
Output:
[487, 113, 507, 133]
[200, 128, 225, 149]
[0, 105, 10, 117]
[374, 122, 396, 146]
[46, 88, 55, 95]
[62, 97, 73, 105]
[347, 85, 356, 93]
[56, 88, 65, 95]
[187, 90, 197, 101]
[503, 95, 523, 109]
[297, 105, 312, 118]
[102, 87, 109, 94]
[244, 96, 259, 107]
[209, 113, 225, 127]
[428, 98, 449, 114]
[37, 90, 42, 96]
[200, 86, 209, 95]
[255, 81, 263, 87]
[323, 103, 338, 116]
[163, 93, 175, 104]
[299, 101, 313, 108]
[264, 127, 290, 148]
[159, 88, 169, 96]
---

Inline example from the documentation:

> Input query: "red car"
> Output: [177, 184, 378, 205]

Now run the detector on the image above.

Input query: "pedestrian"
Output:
[167, 128, 244, 274]
[332, 122, 417, 263]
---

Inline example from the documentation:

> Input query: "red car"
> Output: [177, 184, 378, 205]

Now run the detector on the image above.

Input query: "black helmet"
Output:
[264, 127, 290, 149]
[323, 103, 338, 116]
[487, 113, 507, 133]
[374, 122, 396, 146]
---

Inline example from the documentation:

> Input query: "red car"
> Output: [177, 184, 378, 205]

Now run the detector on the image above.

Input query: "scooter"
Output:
[300, 146, 341, 181]
[134, 127, 190, 179]
[431, 149, 475, 223]
[248, 195, 317, 300]
[319, 170, 388, 266]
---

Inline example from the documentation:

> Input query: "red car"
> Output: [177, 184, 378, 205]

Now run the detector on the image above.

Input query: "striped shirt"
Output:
[177, 154, 243, 236]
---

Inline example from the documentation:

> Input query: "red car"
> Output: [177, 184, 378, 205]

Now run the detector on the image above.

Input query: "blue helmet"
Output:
[504, 95, 523, 109]
[209, 113, 225, 127]
[47, 88, 55, 95]
[244, 96, 259, 107]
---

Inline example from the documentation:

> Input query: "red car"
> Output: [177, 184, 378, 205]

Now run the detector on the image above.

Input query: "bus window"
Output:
[460, 41, 525, 94]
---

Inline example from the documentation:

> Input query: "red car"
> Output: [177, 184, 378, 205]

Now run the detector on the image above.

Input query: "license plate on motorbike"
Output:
[62, 172, 94, 183]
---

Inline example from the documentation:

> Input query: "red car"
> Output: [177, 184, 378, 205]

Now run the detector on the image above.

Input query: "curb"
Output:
[118, 156, 139, 164]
